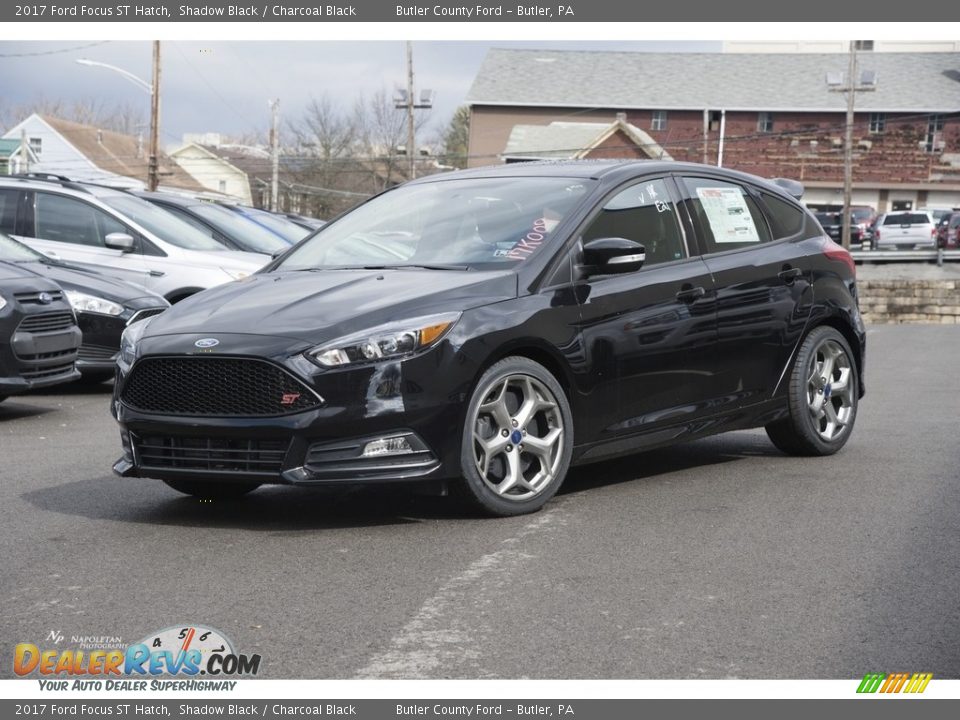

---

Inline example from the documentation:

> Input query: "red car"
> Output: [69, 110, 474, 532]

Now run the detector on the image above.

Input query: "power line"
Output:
[0, 41, 109, 58]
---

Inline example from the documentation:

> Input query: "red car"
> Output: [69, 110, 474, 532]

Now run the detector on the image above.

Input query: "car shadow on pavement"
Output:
[20, 432, 780, 531]
[560, 431, 777, 495]
[0, 400, 58, 421]
[29, 379, 114, 396]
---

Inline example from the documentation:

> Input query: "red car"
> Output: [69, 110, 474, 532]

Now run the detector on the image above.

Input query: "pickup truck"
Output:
[873, 211, 937, 250]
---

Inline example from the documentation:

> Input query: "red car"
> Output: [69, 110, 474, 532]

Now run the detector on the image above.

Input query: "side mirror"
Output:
[104, 232, 136, 253]
[581, 237, 645, 276]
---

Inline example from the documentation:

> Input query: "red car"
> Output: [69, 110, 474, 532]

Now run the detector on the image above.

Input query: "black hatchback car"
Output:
[113, 161, 865, 516]
[0, 232, 169, 382]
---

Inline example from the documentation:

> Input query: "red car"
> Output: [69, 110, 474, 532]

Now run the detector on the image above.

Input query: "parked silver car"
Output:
[873, 211, 937, 250]
[0, 176, 266, 303]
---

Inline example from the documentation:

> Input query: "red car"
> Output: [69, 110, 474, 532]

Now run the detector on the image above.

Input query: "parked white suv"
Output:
[873, 211, 937, 251]
[0, 176, 266, 302]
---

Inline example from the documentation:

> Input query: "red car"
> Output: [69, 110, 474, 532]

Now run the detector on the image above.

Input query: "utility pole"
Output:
[827, 43, 877, 250]
[20, 129, 29, 174]
[396, 41, 433, 182]
[405, 41, 416, 181]
[269, 99, 280, 212]
[148, 40, 161, 192]
[841, 44, 857, 250]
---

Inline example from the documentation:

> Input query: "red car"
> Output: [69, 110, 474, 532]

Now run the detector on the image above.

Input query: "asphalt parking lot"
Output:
[1, 324, 958, 679]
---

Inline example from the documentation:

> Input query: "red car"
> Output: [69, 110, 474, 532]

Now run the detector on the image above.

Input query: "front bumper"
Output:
[112, 346, 470, 486]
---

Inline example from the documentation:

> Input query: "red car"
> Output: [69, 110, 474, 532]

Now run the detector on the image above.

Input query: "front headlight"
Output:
[65, 290, 124, 316]
[118, 315, 155, 370]
[221, 268, 251, 281]
[306, 312, 461, 368]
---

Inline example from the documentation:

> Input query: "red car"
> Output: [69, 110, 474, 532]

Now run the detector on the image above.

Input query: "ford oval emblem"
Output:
[194, 338, 220, 348]
[38, 292, 53, 305]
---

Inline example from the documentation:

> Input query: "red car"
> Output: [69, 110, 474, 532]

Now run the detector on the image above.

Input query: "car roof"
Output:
[407, 160, 801, 202]
[133, 191, 203, 208]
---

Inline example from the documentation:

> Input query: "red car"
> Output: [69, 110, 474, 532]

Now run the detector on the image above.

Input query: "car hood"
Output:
[142, 268, 518, 345]
[17, 260, 164, 305]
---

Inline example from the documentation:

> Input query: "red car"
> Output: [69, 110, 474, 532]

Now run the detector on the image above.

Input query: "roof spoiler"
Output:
[772, 178, 804, 200]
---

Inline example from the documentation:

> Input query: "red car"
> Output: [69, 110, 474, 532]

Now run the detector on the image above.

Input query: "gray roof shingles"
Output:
[466, 49, 960, 112]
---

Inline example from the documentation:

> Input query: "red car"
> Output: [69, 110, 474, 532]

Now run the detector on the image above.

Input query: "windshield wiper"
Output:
[359, 264, 470, 271]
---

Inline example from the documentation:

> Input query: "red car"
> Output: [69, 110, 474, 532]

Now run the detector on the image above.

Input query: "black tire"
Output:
[766, 325, 859, 456]
[458, 356, 573, 516]
[161, 479, 260, 499]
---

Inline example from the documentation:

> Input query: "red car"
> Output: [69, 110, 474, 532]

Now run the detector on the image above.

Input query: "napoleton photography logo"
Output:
[14, 624, 261, 691]
[856, 672, 933, 695]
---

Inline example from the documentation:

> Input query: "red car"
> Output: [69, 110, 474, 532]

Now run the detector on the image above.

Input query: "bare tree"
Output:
[352, 86, 432, 191]
[0, 96, 146, 135]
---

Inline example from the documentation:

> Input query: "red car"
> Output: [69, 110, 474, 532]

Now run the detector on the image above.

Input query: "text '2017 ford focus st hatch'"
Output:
[112, 161, 865, 516]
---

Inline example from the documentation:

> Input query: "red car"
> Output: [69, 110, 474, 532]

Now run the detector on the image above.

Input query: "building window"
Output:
[29, 137, 42, 157]
[218, 180, 227, 193]
[853, 40, 874, 51]
[757, 112, 774, 133]
[925, 114, 944, 153]
[709, 110, 722, 132]
[869, 113, 885, 133]
[651, 111, 667, 131]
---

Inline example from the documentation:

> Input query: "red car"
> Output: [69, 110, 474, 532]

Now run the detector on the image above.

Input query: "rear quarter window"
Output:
[760, 192, 805, 239]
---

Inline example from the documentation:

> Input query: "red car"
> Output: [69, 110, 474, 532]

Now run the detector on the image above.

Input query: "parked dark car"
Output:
[1, 262, 81, 402]
[220, 204, 311, 245]
[112, 161, 865, 516]
[935, 211, 960, 249]
[814, 207, 873, 248]
[0, 232, 168, 382]
[134, 192, 290, 257]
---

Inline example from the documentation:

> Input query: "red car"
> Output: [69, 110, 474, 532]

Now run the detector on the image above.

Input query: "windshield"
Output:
[883, 213, 931, 226]
[278, 177, 593, 271]
[851, 209, 874, 223]
[237, 208, 309, 244]
[192, 204, 289, 255]
[102, 196, 228, 251]
[0, 232, 43, 262]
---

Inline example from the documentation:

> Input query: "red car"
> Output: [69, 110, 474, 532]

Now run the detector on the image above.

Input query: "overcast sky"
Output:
[0, 40, 720, 148]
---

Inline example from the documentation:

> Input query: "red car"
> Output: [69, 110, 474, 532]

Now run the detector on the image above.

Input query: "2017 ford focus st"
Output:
[112, 161, 865, 516]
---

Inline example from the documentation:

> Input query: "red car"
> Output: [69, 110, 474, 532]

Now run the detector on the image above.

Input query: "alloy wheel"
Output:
[471, 373, 565, 501]
[806, 338, 855, 441]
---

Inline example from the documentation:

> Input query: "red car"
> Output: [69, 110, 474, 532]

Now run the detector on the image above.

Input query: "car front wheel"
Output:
[459, 357, 573, 516]
[766, 325, 859, 456]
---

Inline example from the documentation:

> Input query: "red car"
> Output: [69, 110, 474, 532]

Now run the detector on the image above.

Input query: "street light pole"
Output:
[76, 43, 161, 191]
[148, 41, 162, 192]
[405, 41, 416, 181]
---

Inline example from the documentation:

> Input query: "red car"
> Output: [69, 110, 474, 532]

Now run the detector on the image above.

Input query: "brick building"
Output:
[465, 49, 960, 211]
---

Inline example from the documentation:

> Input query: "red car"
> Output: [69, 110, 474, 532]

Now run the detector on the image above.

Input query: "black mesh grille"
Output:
[18, 312, 76, 333]
[121, 357, 321, 417]
[20, 362, 75, 380]
[133, 434, 288, 475]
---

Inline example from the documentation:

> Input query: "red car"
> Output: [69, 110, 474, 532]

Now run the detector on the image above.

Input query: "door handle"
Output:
[778, 267, 802, 284]
[149, 270, 166, 277]
[675, 285, 706, 303]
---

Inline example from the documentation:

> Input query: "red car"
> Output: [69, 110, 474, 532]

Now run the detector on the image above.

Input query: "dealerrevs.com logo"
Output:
[14, 625, 261, 691]
[857, 672, 933, 694]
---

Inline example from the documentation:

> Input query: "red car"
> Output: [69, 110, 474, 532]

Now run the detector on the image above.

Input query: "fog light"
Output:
[362, 436, 415, 457]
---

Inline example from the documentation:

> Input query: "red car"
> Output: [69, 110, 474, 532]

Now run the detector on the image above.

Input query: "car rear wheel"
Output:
[458, 357, 573, 516]
[161, 479, 261, 499]
[766, 326, 858, 456]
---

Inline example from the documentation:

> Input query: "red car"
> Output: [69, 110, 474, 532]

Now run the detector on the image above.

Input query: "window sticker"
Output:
[695, 187, 761, 243]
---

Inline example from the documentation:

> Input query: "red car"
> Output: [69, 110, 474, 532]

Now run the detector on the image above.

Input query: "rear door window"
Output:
[759, 192, 805, 239]
[678, 177, 772, 253]
[0, 189, 18, 233]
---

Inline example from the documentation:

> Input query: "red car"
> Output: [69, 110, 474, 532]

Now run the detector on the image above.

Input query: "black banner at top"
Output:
[5, 0, 960, 22]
